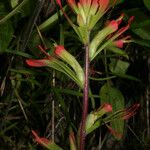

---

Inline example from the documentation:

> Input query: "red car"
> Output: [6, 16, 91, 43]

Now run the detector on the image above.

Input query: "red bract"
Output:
[114, 39, 124, 48]
[122, 103, 140, 120]
[32, 130, 50, 146]
[114, 36, 131, 48]
[26, 59, 48, 67]
[26, 45, 52, 67]
[38, 45, 51, 59]
[56, 0, 112, 28]
[68, 0, 78, 11]
[108, 20, 119, 31]
[98, 0, 109, 12]
[115, 16, 134, 37]
[105, 103, 140, 139]
[106, 124, 123, 139]
[116, 13, 124, 25]
[54, 45, 65, 56]
[69, 130, 77, 149]
[102, 103, 113, 113]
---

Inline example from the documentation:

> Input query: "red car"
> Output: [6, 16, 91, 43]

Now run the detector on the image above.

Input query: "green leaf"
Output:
[100, 83, 125, 140]
[0, 2, 14, 53]
[90, 76, 116, 81]
[47, 142, 63, 150]
[77, 26, 88, 44]
[86, 120, 102, 134]
[0, 0, 28, 24]
[39, 6, 67, 31]
[10, 0, 19, 8]
[143, 0, 150, 11]
[0, 21, 14, 53]
[133, 39, 150, 48]
[125, 8, 150, 29]
[132, 27, 150, 40]
[46, 59, 83, 88]
[111, 73, 140, 82]
[89, 25, 117, 60]
[107, 47, 128, 59]
[5, 49, 33, 58]
[109, 59, 130, 74]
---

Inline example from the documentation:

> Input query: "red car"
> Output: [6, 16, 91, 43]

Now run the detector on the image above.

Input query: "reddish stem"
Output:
[80, 42, 90, 150]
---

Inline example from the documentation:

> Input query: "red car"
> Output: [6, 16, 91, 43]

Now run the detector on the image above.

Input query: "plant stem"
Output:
[80, 35, 90, 150]
[52, 71, 55, 142]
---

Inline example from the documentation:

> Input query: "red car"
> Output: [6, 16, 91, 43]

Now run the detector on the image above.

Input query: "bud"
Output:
[26, 59, 49, 67]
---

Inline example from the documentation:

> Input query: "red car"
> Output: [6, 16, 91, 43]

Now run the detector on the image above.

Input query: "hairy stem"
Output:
[80, 35, 90, 150]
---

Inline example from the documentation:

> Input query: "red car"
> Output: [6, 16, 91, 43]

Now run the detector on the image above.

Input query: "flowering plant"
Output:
[25, 1, 140, 150]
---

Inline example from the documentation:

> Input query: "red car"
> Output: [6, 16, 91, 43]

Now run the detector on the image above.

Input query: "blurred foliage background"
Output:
[0, 0, 150, 149]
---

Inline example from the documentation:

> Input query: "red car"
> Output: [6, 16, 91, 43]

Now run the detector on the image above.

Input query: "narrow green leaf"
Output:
[39, 6, 67, 31]
[110, 73, 140, 82]
[0, 0, 28, 24]
[53, 87, 100, 98]
[90, 76, 116, 81]
[107, 47, 128, 59]
[133, 39, 150, 48]
[47, 142, 63, 150]
[5, 49, 33, 58]
[132, 27, 150, 40]
[0, 3, 14, 52]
